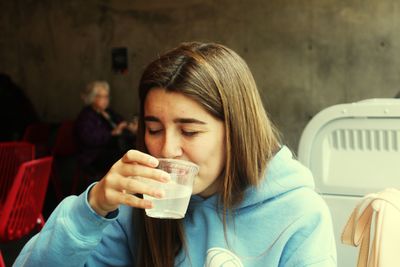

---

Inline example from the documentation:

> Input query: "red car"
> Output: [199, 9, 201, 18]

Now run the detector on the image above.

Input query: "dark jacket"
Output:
[74, 106, 123, 168]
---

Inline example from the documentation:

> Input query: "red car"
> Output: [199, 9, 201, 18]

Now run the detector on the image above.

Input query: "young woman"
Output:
[15, 42, 336, 267]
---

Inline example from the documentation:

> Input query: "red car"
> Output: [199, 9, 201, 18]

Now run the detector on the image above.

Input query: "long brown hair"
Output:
[134, 42, 280, 267]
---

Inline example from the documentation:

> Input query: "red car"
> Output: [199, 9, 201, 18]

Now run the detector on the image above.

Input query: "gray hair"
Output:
[81, 80, 110, 105]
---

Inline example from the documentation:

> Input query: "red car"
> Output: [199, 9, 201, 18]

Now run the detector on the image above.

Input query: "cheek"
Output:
[144, 134, 153, 152]
[144, 134, 160, 156]
[98, 100, 106, 107]
[192, 139, 225, 178]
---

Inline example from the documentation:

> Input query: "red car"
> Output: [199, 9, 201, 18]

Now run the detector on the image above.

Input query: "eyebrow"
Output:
[144, 116, 206, 124]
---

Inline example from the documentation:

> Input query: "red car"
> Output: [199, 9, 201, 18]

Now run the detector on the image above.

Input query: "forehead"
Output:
[144, 88, 206, 116]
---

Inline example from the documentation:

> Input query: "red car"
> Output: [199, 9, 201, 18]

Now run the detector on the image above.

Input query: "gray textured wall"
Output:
[1, 0, 399, 151]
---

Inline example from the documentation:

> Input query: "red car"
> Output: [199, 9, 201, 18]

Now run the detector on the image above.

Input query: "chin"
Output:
[191, 183, 204, 195]
[191, 187, 201, 195]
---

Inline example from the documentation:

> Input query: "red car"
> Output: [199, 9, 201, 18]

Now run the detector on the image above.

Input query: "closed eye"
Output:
[182, 130, 200, 137]
[148, 129, 163, 135]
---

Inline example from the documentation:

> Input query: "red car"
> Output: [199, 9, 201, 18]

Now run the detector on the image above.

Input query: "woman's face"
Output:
[92, 86, 109, 111]
[144, 88, 226, 197]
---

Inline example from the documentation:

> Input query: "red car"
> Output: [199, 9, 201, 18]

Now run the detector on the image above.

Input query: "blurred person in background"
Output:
[75, 80, 137, 179]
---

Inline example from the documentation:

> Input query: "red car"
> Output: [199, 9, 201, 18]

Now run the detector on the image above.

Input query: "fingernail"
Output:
[149, 157, 158, 166]
[144, 200, 153, 209]
[162, 172, 171, 182]
[155, 189, 165, 198]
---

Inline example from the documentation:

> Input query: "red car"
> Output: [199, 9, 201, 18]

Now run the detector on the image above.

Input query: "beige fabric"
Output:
[341, 188, 400, 267]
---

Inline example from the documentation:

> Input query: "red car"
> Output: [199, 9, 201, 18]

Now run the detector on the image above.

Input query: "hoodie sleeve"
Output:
[279, 190, 337, 267]
[13, 186, 120, 267]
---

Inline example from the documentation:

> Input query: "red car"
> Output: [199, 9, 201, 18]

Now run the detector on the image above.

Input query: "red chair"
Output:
[0, 251, 4, 267]
[50, 121, 79, 200]
[52, 120, 77, 157]
[0, 142, 35, 209]
[0, 157, 52, 265]
[51, 120, 93, 199]
[22, 122, 52, 158]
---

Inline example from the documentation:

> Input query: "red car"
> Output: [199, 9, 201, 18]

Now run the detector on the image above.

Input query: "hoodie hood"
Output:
[190, 146, 315, 210]
[238, 145, 315, 209]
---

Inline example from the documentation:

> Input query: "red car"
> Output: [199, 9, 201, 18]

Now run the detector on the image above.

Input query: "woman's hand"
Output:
[126, 116, 139, 135]
[88, 150, 170, 217]
[111, 121, 128, 136]
[126, 121, 138, 135]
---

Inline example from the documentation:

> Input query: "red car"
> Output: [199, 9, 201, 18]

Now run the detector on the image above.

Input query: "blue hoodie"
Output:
[14, 146, 336, 266]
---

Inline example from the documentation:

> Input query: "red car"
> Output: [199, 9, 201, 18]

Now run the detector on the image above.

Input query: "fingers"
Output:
[120, 177, 165, 198]
[111, 128, 122, 136]
[117, 150, 169, 182]
[110, 176, 165, 210]
[106, 189, 153, 209]
[90, 175, 162, 213]
[121, 194, 152, 209]
[91, 150, 171, 213]
[118, 164, 170, 182]
[121, 150, 159, 167]
[118, 122, 128, 130]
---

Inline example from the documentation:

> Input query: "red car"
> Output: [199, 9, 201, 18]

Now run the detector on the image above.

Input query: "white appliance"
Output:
[298, 99, 400, 267]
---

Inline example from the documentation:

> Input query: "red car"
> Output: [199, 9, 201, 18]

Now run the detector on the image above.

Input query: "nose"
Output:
[160, 131, 183, 159]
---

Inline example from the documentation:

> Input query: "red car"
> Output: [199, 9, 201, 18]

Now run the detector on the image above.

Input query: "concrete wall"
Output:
[1, 0, 400, 151]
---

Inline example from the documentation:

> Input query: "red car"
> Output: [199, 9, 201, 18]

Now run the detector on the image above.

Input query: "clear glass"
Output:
[143, 158, 199, 219]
